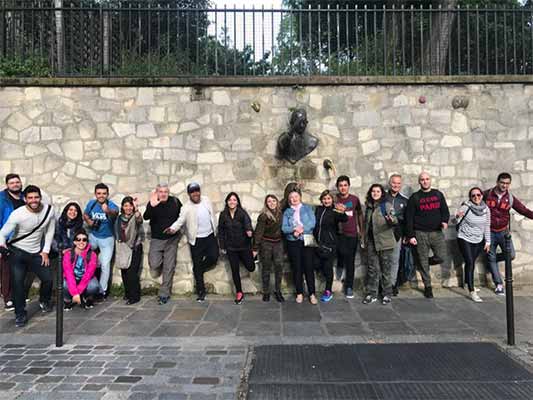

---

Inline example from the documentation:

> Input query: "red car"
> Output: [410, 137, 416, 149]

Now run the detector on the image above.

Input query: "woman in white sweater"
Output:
[455, 186, 491, 302]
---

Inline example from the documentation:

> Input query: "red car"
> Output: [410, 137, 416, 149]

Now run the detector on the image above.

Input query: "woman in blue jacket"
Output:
[282, 188, 317, 304]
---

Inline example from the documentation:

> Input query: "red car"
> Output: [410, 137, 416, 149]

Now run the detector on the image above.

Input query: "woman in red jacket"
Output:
[63, 228, 100, 310]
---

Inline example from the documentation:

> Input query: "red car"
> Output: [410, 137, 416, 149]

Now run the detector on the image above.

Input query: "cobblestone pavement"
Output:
[0, 288, 532, 399]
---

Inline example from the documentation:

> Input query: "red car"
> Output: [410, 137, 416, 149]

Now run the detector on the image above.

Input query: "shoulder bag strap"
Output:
[8, 205, 52, 246]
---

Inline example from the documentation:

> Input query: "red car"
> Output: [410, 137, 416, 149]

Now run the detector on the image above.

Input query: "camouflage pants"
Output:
[413, 230, 447, 288]
[366, 240, 393, 297]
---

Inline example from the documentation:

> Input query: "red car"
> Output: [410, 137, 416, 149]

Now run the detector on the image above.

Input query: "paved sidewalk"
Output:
[0, 288, 532, 399]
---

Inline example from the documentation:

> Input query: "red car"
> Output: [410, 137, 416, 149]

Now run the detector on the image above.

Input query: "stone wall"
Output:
[1, 84, 533, 294]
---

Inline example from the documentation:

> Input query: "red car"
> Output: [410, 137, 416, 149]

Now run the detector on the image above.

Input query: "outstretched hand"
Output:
[150, 190, 160, 207]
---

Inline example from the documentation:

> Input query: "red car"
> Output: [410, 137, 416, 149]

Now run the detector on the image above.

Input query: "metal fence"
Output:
[1, 1, 533, 78]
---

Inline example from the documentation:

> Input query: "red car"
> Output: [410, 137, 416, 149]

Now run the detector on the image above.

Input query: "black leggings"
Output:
[286, 240, 315, 295]
[316, 251, 335, 292]
[457, 238, 484, 292]
[121, 244, 143, 302]
[227, 249, 254, 293]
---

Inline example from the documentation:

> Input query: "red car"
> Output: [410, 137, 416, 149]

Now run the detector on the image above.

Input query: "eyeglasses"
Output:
[471, 193, 482, 198]
[74, 237, 88, 242]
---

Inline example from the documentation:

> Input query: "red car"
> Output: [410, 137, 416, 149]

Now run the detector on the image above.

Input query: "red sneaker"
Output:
[235, 292, 244, 305]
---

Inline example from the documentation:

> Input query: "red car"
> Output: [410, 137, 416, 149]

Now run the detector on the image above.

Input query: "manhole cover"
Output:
[244, 343, 533, 400]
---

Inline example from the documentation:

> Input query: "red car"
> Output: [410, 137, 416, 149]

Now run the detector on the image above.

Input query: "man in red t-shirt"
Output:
[335, 175, 363, 299]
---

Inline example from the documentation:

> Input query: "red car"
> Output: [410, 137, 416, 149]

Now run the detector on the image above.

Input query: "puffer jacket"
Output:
[218, 207, 253, 251]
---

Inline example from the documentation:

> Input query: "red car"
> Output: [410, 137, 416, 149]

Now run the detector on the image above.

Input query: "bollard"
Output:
[504, 233, 515, 346]
[55, 248, 64, 347]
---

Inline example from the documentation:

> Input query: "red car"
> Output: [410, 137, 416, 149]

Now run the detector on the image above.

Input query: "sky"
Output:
[209, 0, 284, 59]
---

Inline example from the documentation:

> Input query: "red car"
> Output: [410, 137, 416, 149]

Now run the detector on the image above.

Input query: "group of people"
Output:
[0, 170, 531, 328]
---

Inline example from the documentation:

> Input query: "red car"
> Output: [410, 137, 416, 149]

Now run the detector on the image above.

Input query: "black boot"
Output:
[423, 286, 434, 299]
[274, 291, 285, 303]
[262, 293, 270, 302]
[392, 285, 399, 297]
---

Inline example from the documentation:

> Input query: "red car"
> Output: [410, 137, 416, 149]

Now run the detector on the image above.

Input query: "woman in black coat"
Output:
[218, 192, 255, 305]
[53, 202, 84, 254]
[314, 190, 348, 303]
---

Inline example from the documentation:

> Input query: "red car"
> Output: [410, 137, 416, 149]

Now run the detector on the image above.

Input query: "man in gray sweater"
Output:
[0, 185, 55, 327]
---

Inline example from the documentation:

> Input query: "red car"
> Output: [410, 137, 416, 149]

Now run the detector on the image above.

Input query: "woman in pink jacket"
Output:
[63, 228, 100, 310]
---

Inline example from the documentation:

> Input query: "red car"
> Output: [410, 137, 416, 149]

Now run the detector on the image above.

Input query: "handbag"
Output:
[317, 243, 335, 259]
[303, 234, 318, 247]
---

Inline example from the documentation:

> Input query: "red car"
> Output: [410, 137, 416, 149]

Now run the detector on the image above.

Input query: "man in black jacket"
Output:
[405, 172, 450, 299]
[143, 184, 182, 305]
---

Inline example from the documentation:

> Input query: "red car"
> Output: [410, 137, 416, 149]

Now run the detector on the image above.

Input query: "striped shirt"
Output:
[456, 204, 491, 245]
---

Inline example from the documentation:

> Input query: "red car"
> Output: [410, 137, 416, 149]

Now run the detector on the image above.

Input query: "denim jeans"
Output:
[9, 248, 52, 318]
[487, 231, 515, 286]
[88, 234, 115, 294]
[63, 277, 100, 301]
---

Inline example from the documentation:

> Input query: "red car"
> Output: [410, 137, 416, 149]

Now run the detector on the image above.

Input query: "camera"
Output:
[91, 219, 102, 230]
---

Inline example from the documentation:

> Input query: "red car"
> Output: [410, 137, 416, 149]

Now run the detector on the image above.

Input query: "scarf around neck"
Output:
[464, 199, 488, 216]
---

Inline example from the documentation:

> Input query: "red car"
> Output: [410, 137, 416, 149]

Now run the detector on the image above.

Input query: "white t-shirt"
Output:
[0, 205, 55, 253]
[195, 202, 213, 238]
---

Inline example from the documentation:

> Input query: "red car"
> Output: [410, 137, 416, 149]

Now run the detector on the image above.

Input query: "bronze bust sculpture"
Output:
[277, 109, 319, 164]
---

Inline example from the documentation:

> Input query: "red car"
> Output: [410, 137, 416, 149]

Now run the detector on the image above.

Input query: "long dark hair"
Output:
[59, 202, 83, 227]
[224, 192, 243, 213]
[365, 184, 385, 206]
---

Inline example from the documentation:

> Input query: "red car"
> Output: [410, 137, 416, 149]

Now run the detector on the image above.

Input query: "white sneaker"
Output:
[470, 292, 483, 303]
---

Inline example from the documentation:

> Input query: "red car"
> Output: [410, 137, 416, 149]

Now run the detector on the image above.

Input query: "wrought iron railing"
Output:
[1, 1, 532, 78]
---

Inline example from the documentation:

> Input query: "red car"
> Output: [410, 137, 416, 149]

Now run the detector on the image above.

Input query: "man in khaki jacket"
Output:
[166, 182, 218, 302]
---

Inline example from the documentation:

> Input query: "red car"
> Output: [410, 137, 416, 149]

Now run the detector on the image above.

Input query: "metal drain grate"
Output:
[246, 343, 533, 400]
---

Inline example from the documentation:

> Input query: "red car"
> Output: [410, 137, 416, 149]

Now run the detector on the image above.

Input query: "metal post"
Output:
[55, 248, 64, 348]
[504, 233, 515, 346]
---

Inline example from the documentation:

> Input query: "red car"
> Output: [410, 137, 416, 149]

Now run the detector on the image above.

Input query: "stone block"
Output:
[440, 135, 462, 147]
[178, 122, 200, 133]
[41, 126, 63, 141]
[112, 123, 136, 138]
[451, 112, 468, 133]
[232, 137, 252, 151]
[62, 141, 84, 161]
[148, 107, 165, 122]
[100, 88, 115, 100]
[353, 110, 380, 127]
[309, 93, 322, 110]
[197, 152, 224, 164]
[137, 88, 155, 106]
[361, 140, 380, 155]
[322, 124, 340, 138]
[137, 123, 158, 138]
[79, 120, 96, 139]
[406, 126, 421, 138]
[163, 149, 187, 161]
[76, 165, 98, 180]
[142, 149, 162, 161]
[7, 112, 32, 132]
[212, 90, 232, 106]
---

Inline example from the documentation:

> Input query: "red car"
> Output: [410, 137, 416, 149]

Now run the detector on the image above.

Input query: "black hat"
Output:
[187, 182, 201, 194]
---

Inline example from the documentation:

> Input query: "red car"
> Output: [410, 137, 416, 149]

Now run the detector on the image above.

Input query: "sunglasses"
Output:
[470, 193, 482, 198]
[74, 237, 88, 242]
